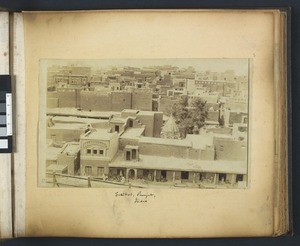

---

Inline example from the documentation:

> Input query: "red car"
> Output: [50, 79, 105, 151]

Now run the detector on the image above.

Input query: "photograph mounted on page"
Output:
[38, 58, 250, 189]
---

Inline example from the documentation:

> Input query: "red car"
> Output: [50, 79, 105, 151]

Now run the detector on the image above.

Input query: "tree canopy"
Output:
[170, 96, 208, 134]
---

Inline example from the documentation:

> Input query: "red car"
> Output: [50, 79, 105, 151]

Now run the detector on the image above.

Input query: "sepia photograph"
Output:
[39, 58, 250, 189]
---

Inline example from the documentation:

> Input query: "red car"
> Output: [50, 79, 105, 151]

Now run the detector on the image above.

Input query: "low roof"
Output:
[185, 134, 214, 149]
[139, 137, 192, 148]
[120, 128, 145, 139]
[124, 145, 139, 150]
[109, 153, 247, 174]
[46, 164, 68, 172]
[61, 143, 80, 156]
[52, 116, 108, 125]
[81, 129, 117, 141]
[137, 111, 156, 116]
[47, 108, 117, 119]
[49, 123, 87, 130]
[122, 109, 140, 114]
[46, 146, 63, 161]
[110, 117, 126, 124]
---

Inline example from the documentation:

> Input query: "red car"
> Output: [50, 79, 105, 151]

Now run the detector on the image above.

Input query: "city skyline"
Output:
[41, 58, 249, 76]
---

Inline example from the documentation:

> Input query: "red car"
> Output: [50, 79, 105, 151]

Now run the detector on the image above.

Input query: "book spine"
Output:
[13, 12, 26, 237]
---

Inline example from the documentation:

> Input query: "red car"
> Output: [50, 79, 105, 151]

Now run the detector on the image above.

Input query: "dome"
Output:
[160, 115, 180, 139]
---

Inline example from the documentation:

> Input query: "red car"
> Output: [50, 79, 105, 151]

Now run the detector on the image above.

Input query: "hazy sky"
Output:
[42, 58, 249, 76]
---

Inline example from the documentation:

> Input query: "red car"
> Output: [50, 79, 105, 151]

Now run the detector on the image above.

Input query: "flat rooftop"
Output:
[49, 123, 87, 130]
[139, 137, 192, 148]
[122, 109, 139, 114]
[46, 146, 63, 161]
[110, 117, 127, 124]
[51, 116, 109, 125]
[125, 145, 139, 149]
[46, 164, 68, 172]
[120, 127, 145, 139]
[110, 152, 247, 174]
[185, 134, 214, 149]
[137, 111, 157, 116]
[81, 129, 117, 141]
[61, 142, 80, 156]
[47, 108, 118, 119]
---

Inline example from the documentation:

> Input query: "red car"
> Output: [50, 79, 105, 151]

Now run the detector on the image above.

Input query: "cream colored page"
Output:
[24, 10, 275, 237]
[0, 11, 12, 239]
[13, 12, 26, 237]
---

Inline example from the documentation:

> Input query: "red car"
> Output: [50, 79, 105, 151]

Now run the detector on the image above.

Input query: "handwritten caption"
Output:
[114, 191, 156, 204]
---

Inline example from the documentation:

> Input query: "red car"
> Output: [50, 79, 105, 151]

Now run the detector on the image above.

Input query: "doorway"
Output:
[236, 174, 243, 182]
[181, 171, 189, 180]
[128, 169, 135, 179]
[218, 173, 226, 183]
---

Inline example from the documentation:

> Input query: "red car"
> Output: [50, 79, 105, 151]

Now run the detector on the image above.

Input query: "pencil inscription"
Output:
[114, 190, 156, 204]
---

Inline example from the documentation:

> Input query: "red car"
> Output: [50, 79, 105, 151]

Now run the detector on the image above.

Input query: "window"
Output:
[129, 119, 133, 127]
[126, 151, 131, 161]
[115, 125, 120, 132]
[132, 149, 137, 159]
[97, 167, 104, 176]
[219, 145, 224, 151]
[99, 150, 104, 155]
[85, 166, 92, 176]
[93, 149, 98, 155]
[87, 149, 91, 154]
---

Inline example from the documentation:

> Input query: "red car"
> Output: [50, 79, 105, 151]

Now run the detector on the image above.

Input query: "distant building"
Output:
[158, 96, 180, 115]
[53, 88, 154, 112]
[57, 88, 81, 108]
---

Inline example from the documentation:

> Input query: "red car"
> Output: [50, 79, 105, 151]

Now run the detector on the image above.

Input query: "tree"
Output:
[171, 96, 208, 134]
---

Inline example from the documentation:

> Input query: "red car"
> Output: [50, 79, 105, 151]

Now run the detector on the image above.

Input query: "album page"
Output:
[23, 10, 280, 237]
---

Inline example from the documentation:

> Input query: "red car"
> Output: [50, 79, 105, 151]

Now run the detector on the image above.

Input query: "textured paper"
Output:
[0, 11, 13, 239]
[13, 12, 27, 237]
[23, 10, 277, 237]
